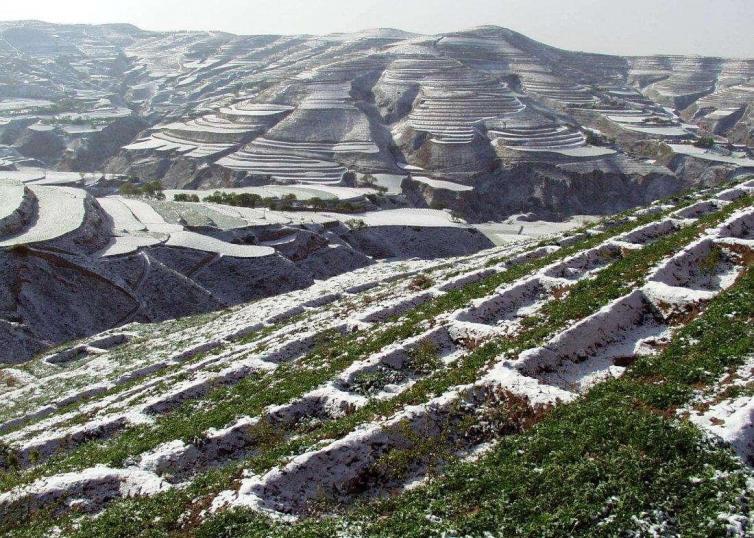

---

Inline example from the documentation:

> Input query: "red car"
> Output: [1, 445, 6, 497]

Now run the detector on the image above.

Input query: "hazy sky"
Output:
[1, 0, 752, 58]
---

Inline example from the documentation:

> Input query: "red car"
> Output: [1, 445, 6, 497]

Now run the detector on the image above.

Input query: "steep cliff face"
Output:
[12, 127, 66, 165]
[403, 159, 684, 222]
[60, 116, 149, 172]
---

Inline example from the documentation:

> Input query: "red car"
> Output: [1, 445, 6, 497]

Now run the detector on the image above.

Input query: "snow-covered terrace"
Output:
[0, 180, 27, 225]
[521, 78, 596, 106]
[326, 208, 466, 228]
[0, 186, 87, 248]
[668, 145, 754, 167]
[411, 176, 473, 192]
[96, 196, 277, 258]
[216, 150, 347, 184]
[593, 107, 693, 138]
[489, 124, 615, 157]
[407, 88, 525, 144]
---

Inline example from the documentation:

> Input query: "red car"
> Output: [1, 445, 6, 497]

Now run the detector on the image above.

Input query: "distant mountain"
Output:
[0, 21, 751, 209]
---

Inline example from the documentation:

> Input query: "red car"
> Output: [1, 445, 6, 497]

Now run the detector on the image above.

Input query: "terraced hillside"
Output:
[1, 22, 753, 217]
[0, 175, 493, 364]
[0, 178, 752, 536]
[1, 20, 754, 535]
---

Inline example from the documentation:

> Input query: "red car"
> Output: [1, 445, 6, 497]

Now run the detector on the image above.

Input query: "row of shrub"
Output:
[119, 180, 165, 200]
[175, 191, 367, 213]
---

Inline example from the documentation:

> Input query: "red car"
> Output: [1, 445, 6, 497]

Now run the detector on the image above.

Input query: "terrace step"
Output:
[0, 180, 35, 238]
[0, 186, 89, 249]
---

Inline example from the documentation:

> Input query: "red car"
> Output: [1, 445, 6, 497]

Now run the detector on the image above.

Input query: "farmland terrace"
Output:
[0, 22, 750, 207]
[0, 20, 753, 536]
[0, 177, 751, 536]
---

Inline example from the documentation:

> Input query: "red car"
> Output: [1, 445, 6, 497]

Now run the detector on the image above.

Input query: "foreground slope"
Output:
[0, 178, 752, 536]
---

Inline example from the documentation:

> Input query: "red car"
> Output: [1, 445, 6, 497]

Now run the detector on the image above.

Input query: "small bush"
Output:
[174, 193, 200, 203]
[308, 197, 326, 210]
[409, 274, 434, 291]
[694, 136, 715, 149]
[408, 339, 441, 374]
[119, 180, 165, 200]
[585, 130, 606, 146]
[118, 182, 140, 196]
[450, 210, 465, 223]
[141, 181, 165, 200]
[345, 218, 367, 230]
[0, 441, 19, 470]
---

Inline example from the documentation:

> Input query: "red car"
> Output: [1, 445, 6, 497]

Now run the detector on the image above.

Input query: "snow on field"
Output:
[2, 182, 753, 524]
[513, 290, 670, 392]
[327, 208, 465, 227]
[622, 125, 690, 136]
[0, 170, 47, 183]
[691, 394, 754, 463]
[97, 197, 148, 233]
[0, 169, 104, 186]
[475, 215, 598, 245]
[117, 198, 183, 234]
[57, 107, 132, 122]
[30, 172, 104, 186]
[0, 465, 170, 520]
[165, 202, 336, 227]
[370, 174, 406, 194]
[0, 172, 750, 524]
[298, 185, 377, 199]
[61, 124, 102, 135]
[490, 124, 615, 157]
[96, 197, 171, 256]
[669, 144, 754, 167]
[0, 252, 454, 429]
[516, 145, 617, 157]
[0, 98, 53, 113]
[0, 180, 26, 224]
[397, 163, 424, 171]
[27, 124, 56, 133]
[0, 186, 87, 247]
[646, 237, 743, 298]
[412, 176, 474, 192]
[166, 231, 274, 258]
[688, 355, 754, 463]
[99, 235, 164, 257]
[715, 208, 754, 246]
[150, 200, 463, 231]
[98, 197, 274, 257]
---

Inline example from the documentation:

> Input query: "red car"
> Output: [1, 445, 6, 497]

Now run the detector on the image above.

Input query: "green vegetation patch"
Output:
[197, 245, 754, 538]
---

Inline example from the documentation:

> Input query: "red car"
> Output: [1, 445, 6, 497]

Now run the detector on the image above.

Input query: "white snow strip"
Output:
[0, 186, 87, 247]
